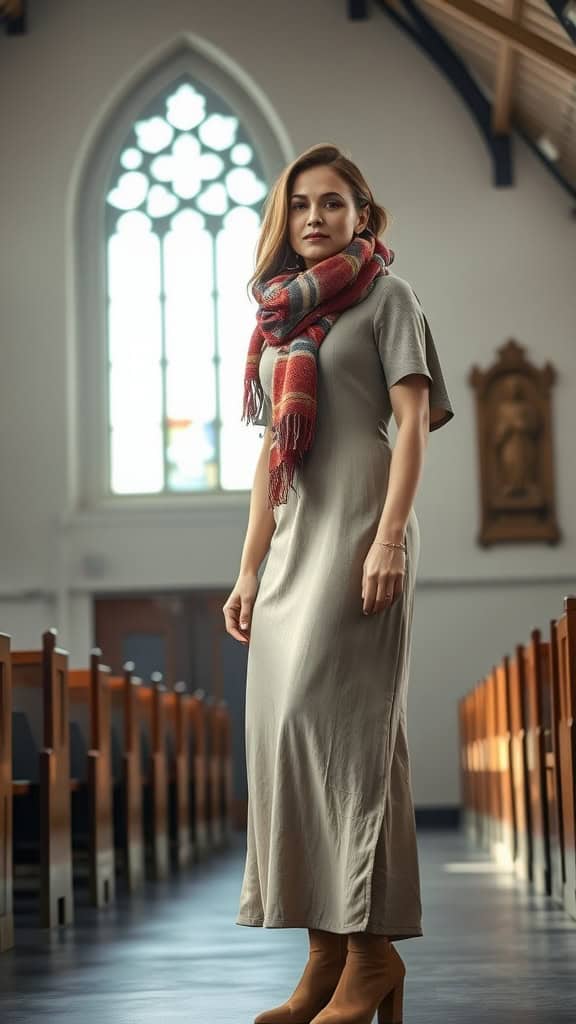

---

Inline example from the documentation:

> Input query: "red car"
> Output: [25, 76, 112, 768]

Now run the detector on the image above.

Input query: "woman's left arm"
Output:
[361, 374, 430, 615]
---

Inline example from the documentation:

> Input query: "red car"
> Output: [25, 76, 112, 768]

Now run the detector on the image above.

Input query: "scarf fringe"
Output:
[267, 413, 314, 507]
[268, 459, 299, 509]
[242, 377, 263, 423]
[275, 412, 315, 451]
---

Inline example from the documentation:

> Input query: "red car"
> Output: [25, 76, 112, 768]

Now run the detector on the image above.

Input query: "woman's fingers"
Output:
[363, 572, 404, 615]
[239, 601, 252, 633]
[224, 612, 247, 643]
[377, 578, 396, 613]
[223, 599, 249, 644]
[363, 575, 378, 615]
[222, 580, 258, 644]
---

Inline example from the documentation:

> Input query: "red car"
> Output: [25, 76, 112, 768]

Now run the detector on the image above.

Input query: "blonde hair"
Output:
[246, 143, 391, 299]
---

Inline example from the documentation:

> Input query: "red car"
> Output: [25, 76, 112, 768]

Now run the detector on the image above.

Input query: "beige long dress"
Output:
[236, 272, 454, 940]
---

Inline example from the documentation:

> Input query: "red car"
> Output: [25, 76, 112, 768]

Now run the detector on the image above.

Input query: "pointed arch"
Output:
[73, 37, 290, 509]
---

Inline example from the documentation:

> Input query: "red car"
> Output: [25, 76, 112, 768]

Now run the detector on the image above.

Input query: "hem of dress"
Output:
[235, 916, 423, 940]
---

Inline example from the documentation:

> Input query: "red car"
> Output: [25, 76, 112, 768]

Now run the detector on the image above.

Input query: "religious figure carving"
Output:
[492, 375, 543, 500]
[469, 340, 560, 545]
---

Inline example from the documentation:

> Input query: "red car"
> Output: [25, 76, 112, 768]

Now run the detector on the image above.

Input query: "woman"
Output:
[222, 143, 454, 1024]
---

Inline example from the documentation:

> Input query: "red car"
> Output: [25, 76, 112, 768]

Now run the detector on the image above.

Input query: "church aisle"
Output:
[0, 828, 575, 1023]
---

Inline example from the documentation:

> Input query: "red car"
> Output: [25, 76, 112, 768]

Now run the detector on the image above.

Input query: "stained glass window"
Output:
[105, 76, 268, 495]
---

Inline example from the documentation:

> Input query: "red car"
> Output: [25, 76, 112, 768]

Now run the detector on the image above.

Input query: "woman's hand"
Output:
[362, 542, 406, 616]
[222, 572, 260, 644]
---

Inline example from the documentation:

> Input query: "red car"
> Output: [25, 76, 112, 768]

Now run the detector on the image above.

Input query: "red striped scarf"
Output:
[242, 231, 395, 508]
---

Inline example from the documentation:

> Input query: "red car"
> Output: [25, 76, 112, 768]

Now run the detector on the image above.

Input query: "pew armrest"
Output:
[12, 780, 32, 795]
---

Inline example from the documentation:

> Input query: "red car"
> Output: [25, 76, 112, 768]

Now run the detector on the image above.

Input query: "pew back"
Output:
[555, 596, 576, 917]
[110, 664, 144, 891]
[0, 633, 14, 951]
[165, 684, 192, 868]
[68, 650, 115, 907]
[12, 630, 74, 927]
[138, 678, 169, 880]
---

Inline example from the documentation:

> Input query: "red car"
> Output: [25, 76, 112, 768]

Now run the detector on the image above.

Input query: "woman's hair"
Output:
[246, 143, 391, 299]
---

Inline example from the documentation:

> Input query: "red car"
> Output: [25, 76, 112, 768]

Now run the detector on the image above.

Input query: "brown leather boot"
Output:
[253, 929, 348, 1024]
[307, 933, 406, 1024]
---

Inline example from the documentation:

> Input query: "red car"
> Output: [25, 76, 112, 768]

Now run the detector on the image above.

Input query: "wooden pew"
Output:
[458, 596, 576, 914]
[217, 698, 234, 845]
[464, 663, 515, 867]
[485, 668, 502, 857]
[11, 629, 74, 927]
[139, 674, 169, 880]
[555, 594, 576, 919]
[109, 662, 144, 892]
[68, 650, 115, 908]
[508, 644, 533, 883]
[0, 633, 14, 951]
[469, 686, 484, 846]
[546, 616, 566, 908]
[493, 656, 515, 866]
[459, 689, 479, 843]
[474, 679, 490, 850]
[205, 695, 224, 850]
[523, 628, 551, 895]
[457, 693, 470, 836]
[165, 682, 192, 869]
[189, 689, 209, 861]
[460, 686, 479, 844]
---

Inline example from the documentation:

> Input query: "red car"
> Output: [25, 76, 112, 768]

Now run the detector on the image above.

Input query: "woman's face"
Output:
[287, 165, 370, 270]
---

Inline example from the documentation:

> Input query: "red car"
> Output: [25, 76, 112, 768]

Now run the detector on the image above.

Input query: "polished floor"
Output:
[0, 828, 575, 1023]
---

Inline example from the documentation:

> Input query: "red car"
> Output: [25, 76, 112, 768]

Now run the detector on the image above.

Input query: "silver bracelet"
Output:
[375, 540, 406, 551]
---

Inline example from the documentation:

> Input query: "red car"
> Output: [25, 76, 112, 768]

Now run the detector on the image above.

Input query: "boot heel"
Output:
[377, 976, 404, 1024]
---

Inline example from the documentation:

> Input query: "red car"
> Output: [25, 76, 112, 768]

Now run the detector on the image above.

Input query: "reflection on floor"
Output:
[1, 828, 575, 1023]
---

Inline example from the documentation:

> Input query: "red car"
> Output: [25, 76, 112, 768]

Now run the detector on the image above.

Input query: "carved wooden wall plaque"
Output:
[468, 339, 560, 546]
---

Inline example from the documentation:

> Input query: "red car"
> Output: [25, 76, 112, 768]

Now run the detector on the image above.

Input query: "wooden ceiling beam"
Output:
[377, 0, 576, 200]
[414, 0, 576, 76]
[492, 0, 524, 135]
[543, 0, 576, 47]
[378, 0, 514, 184]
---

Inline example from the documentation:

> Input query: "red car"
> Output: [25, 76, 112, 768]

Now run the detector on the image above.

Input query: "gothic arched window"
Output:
[76, 49, 287, 508]
[106, 76, 268, 495]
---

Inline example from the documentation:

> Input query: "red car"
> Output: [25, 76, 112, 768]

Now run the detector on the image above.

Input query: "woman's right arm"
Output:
[238, 426, 276, 576]
[222, 427, 276, 644]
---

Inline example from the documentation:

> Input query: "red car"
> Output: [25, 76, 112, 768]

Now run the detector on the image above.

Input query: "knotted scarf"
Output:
[242, 230, 395, 508]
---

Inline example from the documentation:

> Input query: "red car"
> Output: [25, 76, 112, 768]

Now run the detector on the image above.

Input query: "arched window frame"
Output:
[74, 40, 290, 514]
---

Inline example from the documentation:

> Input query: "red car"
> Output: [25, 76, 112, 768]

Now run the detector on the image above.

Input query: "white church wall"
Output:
[0, 0, 574, 806]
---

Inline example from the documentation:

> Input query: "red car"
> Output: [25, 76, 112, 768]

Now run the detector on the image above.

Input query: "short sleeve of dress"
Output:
[252, 391, 272, 428]
[373, 276, 455, 432]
